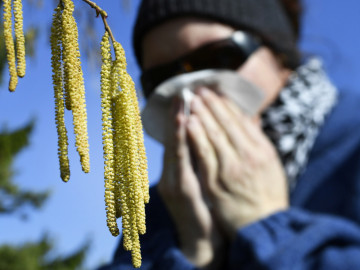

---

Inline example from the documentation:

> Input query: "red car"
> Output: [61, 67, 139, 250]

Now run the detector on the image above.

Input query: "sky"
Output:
[1, 0, 360, 269]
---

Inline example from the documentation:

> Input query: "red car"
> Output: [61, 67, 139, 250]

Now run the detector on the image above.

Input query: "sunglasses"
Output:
[140, 30, 261, 98]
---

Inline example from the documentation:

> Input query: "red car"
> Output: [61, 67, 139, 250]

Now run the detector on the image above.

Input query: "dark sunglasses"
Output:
[140, 31, 261, 98]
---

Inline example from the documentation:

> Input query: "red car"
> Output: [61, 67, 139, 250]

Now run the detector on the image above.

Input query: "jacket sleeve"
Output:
[99, 186, 197, 270]
[228, 208, 360, 270]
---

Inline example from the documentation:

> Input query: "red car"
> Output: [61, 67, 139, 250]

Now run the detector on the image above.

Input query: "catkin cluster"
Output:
[100, 32, 149, 269]
[50, 1, 90, 182]
[7, 0, 149, 267]
[2, 0, 26, 92]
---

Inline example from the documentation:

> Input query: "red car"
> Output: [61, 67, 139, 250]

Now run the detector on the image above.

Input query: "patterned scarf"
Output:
[262, 58, 337, 190]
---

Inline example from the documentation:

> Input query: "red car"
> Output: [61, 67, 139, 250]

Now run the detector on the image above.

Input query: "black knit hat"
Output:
[133, 0, 299, 69]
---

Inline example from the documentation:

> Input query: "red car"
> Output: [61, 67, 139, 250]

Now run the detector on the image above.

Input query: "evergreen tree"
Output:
[0, 124, 89, 270]
[0, 122, 49, 215]
[0, 235, 89, 270]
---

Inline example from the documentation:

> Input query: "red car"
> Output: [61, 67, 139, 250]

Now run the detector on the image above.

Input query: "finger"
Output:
[221, 97, 282, 179]
[161, 98, 181, 188]
[175, 112, 195, 177]
[186, 114, 220, 199]
[190, 95, 245, 194]
[223, 97, 275, 154]
[200, 87, 273, 154]
[196, 87, 256, 154]
[160, 109, 215, 252]
[161, 99, 201, 199]
[190, 94, 237, 163]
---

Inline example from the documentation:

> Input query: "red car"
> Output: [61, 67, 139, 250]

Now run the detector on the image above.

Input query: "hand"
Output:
[157, 99, 225, 269]
[186, 88, 289, 241]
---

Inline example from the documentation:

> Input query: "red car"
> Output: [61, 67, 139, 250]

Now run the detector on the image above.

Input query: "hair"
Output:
[279, 0, 302, 40]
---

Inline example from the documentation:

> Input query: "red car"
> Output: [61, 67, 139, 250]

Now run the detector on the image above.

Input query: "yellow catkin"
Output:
[130, 77, 149, 205]
[122, 72, 146, 236]
[113, 41, 148, 268]
[113, 92, 132, 250]
[61, 4, 72, 111]
[116, 90, 138, 252]
[130, 224, 142, 268]
[110, 63, 123, 221]
[110, 49, 132, 249]
[115, 42, 147, 234]
[112, 103, 122, 221]
[3, 0, 18, 91]
[100, 32, 119, 236]
[61, 0, 90, 173]
[63, 48, 72, 112]
[63, 74, 72, 111]
[13, 0, 26, 78]
[124, 85, 144, 268]
[50, 5, 70, 182]
[73, 20, 90, 173]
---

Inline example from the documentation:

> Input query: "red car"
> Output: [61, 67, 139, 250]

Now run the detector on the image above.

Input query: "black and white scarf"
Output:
[262, 58, 337, 190]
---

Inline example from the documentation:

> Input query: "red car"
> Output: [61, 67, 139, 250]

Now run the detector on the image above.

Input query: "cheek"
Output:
[236, 55, 280, 112]
[237, 57, 268, 92]
[236, 64, 268, 114]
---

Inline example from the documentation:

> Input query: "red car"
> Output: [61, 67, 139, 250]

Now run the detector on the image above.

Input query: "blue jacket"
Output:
[100, 88, 360, 269]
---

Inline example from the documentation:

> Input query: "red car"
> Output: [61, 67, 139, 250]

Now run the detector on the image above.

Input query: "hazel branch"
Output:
[80, 0, 116, 44]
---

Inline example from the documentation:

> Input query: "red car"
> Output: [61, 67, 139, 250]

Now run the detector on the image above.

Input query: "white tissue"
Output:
[141, 69, 265, 144]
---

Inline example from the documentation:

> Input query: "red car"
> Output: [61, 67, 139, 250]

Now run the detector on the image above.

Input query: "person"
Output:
[100, 0, 360, 269]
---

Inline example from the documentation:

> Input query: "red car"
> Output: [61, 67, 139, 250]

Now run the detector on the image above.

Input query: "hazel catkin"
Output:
[113, 41, 148, 268]
[6, 0, 149, 267]
[49, 0, 90, 182]
[3, 0, 18, 91]
[4, 2, 149, 267]
[100, 32, 119, 237]
[13, 0, 26, 78]
[50, 5, 70, 182]
[99, 34, 149, 267]
[61, 0, 90, 174]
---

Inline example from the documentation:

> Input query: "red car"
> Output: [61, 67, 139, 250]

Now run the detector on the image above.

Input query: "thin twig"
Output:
[80, 0, 116, 44]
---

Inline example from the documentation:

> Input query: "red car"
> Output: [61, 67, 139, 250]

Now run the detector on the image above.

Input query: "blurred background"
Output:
[0, 0, 359, 269]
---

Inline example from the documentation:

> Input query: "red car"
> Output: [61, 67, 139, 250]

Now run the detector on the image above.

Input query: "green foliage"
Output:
[0, 121, 89, 269]
[0, 121, 49, 214]
[0, 236, 89, 270]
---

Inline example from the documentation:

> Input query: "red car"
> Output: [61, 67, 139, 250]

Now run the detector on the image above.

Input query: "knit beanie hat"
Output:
[133, 0, 299, 69]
